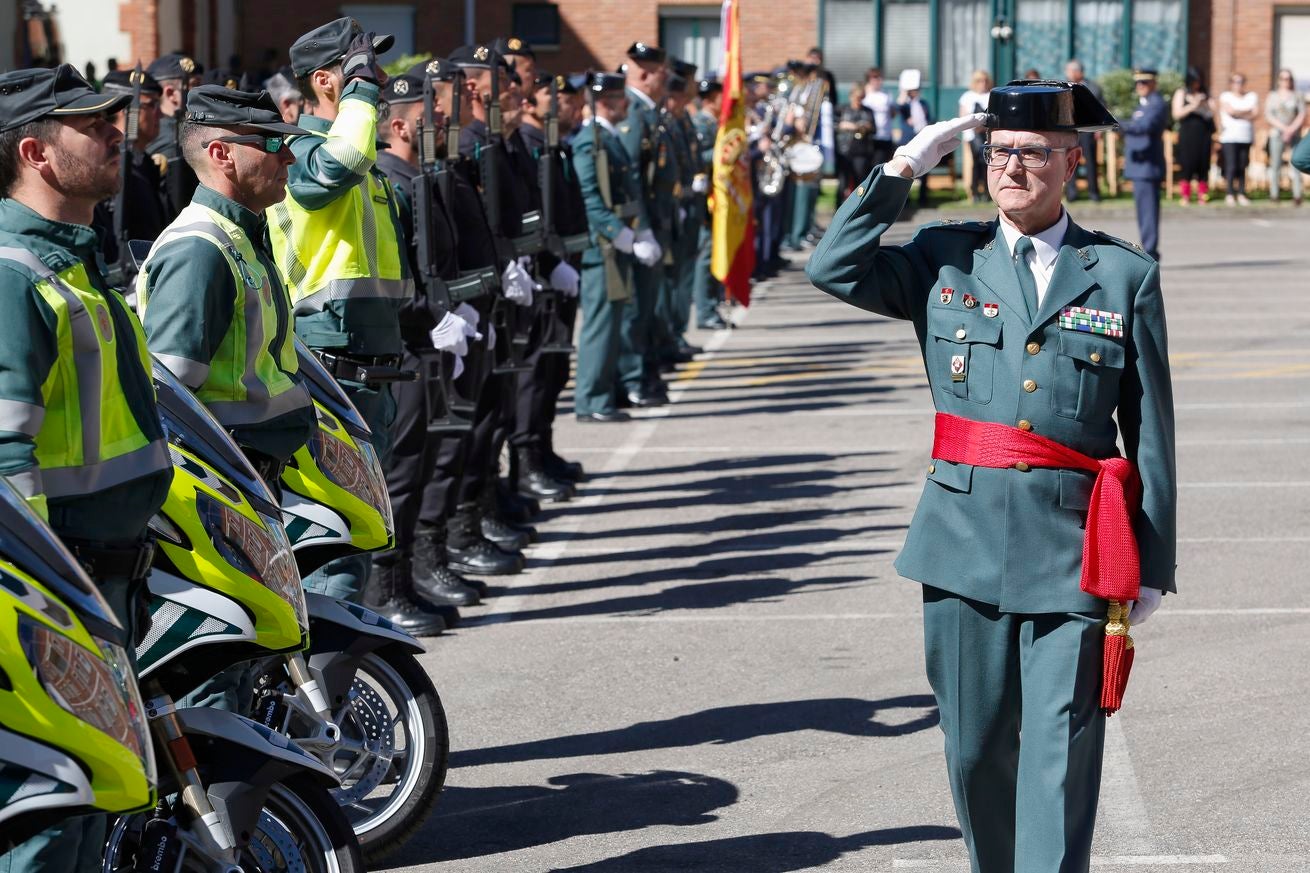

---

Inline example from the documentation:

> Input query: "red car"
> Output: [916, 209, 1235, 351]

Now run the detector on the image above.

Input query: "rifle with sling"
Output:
[108, 63, 144, 289]
[589, 85, 634, 303]
[479, 57, 534, 375]
[535, 74, 574, 355]
[414, 63, 473, 433]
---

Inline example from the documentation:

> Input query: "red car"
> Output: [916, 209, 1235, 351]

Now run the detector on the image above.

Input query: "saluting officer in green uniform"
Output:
[571, 73, 647, 422]
[617, 41, 673, 407]
[691, 76, 726, 329]
[138, 86, 320, 709]
[807, 82, 1177, 873]
[0, 64, 173, 873]
[268, 17, 408, 602]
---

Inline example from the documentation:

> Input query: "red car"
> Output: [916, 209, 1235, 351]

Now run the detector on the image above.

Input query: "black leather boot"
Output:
[412, 524, 484, 605]
[479, 484, 536, 547]
[543, 433, 585, 483]
[496, 479, 540, 522]
[446, 505, 525, 576]
[512, 447, 574, 503]
[363, 555, 448, 637]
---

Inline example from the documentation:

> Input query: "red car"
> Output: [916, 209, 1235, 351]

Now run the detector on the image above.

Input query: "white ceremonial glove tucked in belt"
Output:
[502, 256, 541, 306]
[430, 309, 481, 357]
[1128, 588, 1163, 626]
[632, 228, 663, 267]
[548, 261, 580, 298]
[891, 113, 989, 178]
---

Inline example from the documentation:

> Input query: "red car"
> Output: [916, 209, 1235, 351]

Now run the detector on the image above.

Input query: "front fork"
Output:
[143, 690, 241, 872]
[279, 651, 342, 754]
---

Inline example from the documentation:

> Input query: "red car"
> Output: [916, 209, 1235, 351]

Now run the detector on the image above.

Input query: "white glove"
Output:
[612, 226, 636, 254]
[548, 261, 580, 298]
[1128, 588, 1163, 627]
[501, 257, 539, 307]
[892, 112, 989, 178]
[430, 310, 478, 355]
[692, 173, 709, 194]
[454, 302, 481, 333]
[633, 228, 663, 267]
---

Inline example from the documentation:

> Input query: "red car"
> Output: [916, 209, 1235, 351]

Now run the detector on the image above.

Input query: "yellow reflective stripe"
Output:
[0, 399, 44, 436]
[206, 380, 311, 426]
[290, 277, 412, 314]
[6, 468, 43, 500]
[323, 96, 378, 174]
[40, 440, 169, 498]
[153, 353, 210, 388]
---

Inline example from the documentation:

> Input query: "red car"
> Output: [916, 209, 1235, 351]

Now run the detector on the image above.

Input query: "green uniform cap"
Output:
[183, 85, 310, 136]
[0, 65, 130, 132]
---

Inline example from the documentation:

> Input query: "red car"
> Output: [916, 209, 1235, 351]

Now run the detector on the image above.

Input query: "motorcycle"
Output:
[0, 477, 156, 853]
[102, 361, 362, 873]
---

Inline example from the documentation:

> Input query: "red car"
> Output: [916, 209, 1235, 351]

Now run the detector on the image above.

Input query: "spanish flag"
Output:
[710, 0, 755, 306]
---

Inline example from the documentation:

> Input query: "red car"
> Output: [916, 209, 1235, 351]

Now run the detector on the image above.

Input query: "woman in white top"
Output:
[957, 69, 993, 202]
[1217, 72, 1259, 205]
[1264, 69, 1305, 205]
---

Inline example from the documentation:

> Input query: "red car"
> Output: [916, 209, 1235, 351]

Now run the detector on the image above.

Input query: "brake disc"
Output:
[245, 808, 308, 873]
[329, 678, 396, 806]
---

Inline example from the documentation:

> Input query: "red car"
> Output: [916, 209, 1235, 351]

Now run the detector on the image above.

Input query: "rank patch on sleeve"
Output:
[950, 354, 967, 381]
[1058, 306, 1124, 337]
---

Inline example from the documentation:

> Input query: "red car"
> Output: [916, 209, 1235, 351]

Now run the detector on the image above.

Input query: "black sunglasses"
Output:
[202, 133, 288, 153]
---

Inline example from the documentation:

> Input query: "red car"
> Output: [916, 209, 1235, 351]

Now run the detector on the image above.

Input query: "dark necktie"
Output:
[1013, 236, 1039, 320]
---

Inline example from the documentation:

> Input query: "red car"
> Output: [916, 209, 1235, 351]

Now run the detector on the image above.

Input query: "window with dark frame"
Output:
[512, 3, 562, 49]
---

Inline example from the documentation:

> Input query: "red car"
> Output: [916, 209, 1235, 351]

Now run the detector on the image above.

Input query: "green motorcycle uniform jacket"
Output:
[806, 168, 1177, 614]
[138, 185, 315, 463]
[0, 198, 172, 542]
[267, 80, 410, 357]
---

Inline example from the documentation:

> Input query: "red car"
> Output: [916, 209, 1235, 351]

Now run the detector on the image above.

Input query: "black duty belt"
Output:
[561, 232, 593, 255]
[65, 537, 156, 581]
[314, 351, 417, 385]
[612, 202, 641, 220]
[511, 211, 546, 256]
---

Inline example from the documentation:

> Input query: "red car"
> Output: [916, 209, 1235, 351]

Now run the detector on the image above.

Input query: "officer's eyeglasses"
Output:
[202, 134, 289, 154]
[981, 145, 1071, 169]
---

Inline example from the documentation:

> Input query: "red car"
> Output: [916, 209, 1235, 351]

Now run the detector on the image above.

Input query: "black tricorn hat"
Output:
[985, 80, 1118, 133]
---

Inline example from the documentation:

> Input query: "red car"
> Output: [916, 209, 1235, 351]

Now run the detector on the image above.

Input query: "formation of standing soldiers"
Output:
[77, 25, 735, 631]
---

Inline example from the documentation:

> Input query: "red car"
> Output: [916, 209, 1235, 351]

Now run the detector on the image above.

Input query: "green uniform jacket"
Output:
[0, 199, 171, 542]
[692, 108, 719, 169]
[140, 185, 316, 462]
[572, 119, 649, 267]
[620, 88, 680, 247]
[806, 169, 1177, 613]
[667, 109, 700, 242]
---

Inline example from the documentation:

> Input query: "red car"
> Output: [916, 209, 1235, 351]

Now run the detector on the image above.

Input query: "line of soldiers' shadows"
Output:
[381, 695, 945, 866]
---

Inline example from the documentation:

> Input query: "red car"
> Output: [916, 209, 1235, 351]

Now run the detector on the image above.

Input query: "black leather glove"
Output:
[342, 32, 379, 84]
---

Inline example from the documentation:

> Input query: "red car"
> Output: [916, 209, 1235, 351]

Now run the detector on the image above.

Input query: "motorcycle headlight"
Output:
[18, 618, 156, 784]
[196, 493, 307, 630]
[309, 430, 393, 533]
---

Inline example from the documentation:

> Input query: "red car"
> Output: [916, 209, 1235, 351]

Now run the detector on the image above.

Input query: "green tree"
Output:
[1098, 68, 1185, 127]
[383, 53, 432, 78]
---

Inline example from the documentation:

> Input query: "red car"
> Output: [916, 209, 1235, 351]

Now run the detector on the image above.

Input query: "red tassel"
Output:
[1101, 601, 1135, 715]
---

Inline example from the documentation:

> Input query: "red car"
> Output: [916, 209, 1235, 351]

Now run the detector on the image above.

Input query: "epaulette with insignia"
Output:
[1090, 229, 1155, 262]
[922, 218, 991, 232]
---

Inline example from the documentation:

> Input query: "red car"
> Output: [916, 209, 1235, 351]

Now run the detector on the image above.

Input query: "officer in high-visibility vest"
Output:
[268, 17, 410, 603]
[0, 63, 173, 873]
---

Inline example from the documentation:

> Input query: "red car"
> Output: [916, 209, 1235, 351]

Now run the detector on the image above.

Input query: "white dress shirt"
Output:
[998, 210, 1069, 306]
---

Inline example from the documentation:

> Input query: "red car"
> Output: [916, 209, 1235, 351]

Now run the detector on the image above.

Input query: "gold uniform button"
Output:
[856, 185, 865, 196]
[1023, 379, 1038, 393]
[955, 328, 967, 340]
[928, 463, 936, 474]
[1014, 462, 1031, 473]
[1018, 419, 1032, 432]
[1026, 341, 1041, 355]
[1090, 352, 1103, 364]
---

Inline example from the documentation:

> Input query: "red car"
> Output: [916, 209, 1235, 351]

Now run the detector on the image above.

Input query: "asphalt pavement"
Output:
[383, 203, 1310, 872]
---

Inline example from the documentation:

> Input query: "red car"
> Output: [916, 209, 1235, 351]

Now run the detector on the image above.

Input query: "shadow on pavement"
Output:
[383, 770, 739, 864]
[550, 825, 963, 872]
[590, 451, 890, 480]
[537, 506, 903, 543]
[452, 695, 940, 767]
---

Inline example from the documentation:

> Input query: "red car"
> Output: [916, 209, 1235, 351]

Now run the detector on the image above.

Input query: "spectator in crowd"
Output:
[1265, 68, 1304, 206]
[1218, 72, 1257, 206]
[836, 84, 876, 205]
[862, 67, 895, 167]
[957, 69, 992, 202]
[1172, 67, 1215, 205]
[896, 69, 933, 206]
[1064, 59, 1103, 202]
[1022, 68, 1041, 80]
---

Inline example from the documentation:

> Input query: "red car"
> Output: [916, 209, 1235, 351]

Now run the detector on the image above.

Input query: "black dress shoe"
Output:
[678, 341, 704, 356]
[697, 316, 728, 330]
[625, 390, 665, 408]
[576, 410, 630, 423]
[481, 512, 533, 551]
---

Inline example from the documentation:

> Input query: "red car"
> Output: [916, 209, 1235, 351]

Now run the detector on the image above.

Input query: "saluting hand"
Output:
[890, 112, 988, 179]
[342, 32, 380, 85]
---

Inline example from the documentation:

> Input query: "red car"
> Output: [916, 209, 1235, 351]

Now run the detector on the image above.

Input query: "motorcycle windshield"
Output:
[293, 339, 372, 439]
[152, 360, 280, 517]
[0, 477, 122, 640]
